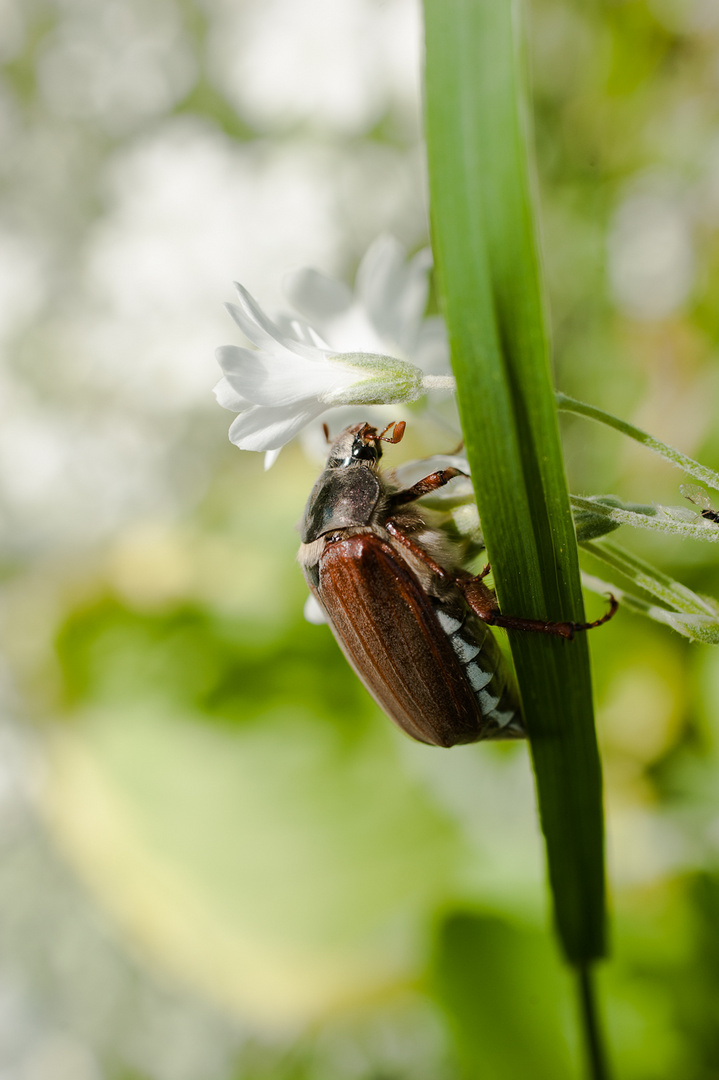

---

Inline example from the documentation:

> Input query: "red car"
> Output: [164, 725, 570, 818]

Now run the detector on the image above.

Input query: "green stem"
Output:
[581, 539, 717, 615]
[579, 539, 719, 643]
[557, 392, 719, 492]
[577, 964, 611, 1080]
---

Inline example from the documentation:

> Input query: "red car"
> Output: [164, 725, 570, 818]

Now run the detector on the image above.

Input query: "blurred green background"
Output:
[2, 0, 719, 1076]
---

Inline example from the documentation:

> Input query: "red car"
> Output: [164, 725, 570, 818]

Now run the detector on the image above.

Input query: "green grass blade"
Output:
[423, 0, 607, 967]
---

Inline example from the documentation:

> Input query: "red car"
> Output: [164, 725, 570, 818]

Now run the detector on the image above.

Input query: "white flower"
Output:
[215, 286, 427, 446]
[282, 235, 449, 375]
[214, 236, 454, 465]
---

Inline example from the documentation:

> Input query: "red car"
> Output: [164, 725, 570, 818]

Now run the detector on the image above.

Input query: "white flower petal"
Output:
[224, 296, 278, 352]
[263, 447, 282, 470]
[293, 319, 327, 348]
[216, 344, 252, 376]
[356, 234, 404, 294]
[213, 373, 251, 412]
[229, 402, 325, 451]
[304, 592, 327, 625]
[283, 267, 353, 322]
[308, 303, 387, 355]
[219, 344, 360, 407]
[231, 282, 320, 361]
[356, 235, 406, 337]
[399, 248, 435, 338]
[414, 317, 451, 375]
[274, 313, 329, 349]
[356, 236, 430, 350]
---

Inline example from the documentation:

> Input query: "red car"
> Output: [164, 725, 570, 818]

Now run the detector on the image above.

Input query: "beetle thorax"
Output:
[300, 463, 383, 545]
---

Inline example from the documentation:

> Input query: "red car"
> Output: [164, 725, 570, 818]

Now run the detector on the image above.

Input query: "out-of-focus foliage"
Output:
[2, 0, 719, 1078]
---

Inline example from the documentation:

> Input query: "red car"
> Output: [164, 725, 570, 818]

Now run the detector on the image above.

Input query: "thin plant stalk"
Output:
[557, 392, 719, 491]
[578, 965, 610, 1080]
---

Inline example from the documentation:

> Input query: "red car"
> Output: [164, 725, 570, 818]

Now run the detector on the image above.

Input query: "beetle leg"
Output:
[385, 520, 453, 579]
[385, 521, 618, 639]
[457, 577, 618, 640]
[391, 467, 467, 507]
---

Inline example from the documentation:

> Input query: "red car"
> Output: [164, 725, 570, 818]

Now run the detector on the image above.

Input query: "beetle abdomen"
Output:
[315, 533, 522, 747]
[432, 600, 523, 740]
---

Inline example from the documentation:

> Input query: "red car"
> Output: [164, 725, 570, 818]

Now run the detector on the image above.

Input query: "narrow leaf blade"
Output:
[423, 0, 607, 963]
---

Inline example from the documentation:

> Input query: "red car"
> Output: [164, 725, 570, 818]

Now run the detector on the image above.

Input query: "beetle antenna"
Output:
[378, 421, 406, 445]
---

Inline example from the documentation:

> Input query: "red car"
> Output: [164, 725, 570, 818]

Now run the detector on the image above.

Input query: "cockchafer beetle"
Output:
[298, 421, 617, 748]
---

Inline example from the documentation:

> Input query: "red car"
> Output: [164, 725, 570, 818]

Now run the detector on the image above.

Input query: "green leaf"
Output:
[423, 0, 607, 967]
[570, 494, 719, 542]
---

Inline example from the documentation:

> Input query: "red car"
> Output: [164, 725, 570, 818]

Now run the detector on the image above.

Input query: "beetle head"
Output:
[325, 421, 406, 470]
